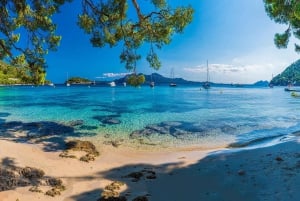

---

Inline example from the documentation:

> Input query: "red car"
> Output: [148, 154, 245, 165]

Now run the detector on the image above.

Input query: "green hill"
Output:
[0, 60, 29, 84]
[271, 60, 300, 86]
[66, 77, 91, 84]
[0, 60, 50, 85]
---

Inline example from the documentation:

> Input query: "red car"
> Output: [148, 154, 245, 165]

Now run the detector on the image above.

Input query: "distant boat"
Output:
[169, 68, 177, 87]
[109, 81, 116, 87]
[123, 82, 127, 87]
[284, 87, 300, 92]
[150, 73, 155, 88]
[202, 60, 210, 89]
[66, 72, 70, 87]
[269, 74, 274, 88]
[284, 82, 300, 92]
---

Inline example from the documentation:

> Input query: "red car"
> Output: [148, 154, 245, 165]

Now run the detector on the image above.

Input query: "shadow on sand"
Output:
[0, 157, 65, 193]
[0, 115, 97, 152]
[68, 141, 300, 201]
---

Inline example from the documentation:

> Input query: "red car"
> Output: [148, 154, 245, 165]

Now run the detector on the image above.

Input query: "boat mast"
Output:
[206, 60, 209, 83]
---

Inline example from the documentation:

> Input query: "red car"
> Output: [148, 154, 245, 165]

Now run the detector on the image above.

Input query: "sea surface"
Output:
[1, 85, 300, 150]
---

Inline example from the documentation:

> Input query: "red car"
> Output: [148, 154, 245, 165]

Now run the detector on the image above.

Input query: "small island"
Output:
[66, 77, 92, 85]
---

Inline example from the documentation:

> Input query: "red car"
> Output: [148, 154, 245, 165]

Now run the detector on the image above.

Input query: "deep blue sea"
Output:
[1, 85, 300, 150]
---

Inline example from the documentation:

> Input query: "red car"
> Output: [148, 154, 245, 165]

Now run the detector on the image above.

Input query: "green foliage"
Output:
[0, 60, 47, 85]
[0, 0, 70, 69]
[126, 74, 145, 87]
[79, 0, 194, 71]
[0, 0, 194, 83]
[264, 0, 300, 52]
[0, 0, 72, 84]
[271, 59, 300, 86]
[67, 77, 91, 84]
[274, 30, 290, 48]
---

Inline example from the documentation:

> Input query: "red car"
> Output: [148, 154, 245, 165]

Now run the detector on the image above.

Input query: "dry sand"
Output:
[1, 137, 300, 201]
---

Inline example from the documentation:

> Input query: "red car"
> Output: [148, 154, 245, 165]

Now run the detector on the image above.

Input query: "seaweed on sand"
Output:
[0, 163, 65, 197]
[98, 181, 126, 201]
[59, 140, 100, 162]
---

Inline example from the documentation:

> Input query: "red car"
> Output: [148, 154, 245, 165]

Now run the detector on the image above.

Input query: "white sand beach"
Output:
[1, 136, 300, 201]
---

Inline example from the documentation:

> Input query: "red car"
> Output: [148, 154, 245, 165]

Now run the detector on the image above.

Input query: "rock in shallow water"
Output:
[101, 117, 121, 125]
[130, 121, 196, 139]
[93, 115, 121, 125]
[67, 120, 84, 127]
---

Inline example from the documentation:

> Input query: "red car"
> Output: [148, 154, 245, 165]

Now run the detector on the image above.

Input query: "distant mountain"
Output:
[253, 80, 269, 87]
[271, 60, 300, 86]
[114, 73, 201, 86]
[105, 72, 270, 87]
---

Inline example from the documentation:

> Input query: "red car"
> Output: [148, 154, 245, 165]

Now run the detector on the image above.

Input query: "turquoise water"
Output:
[1, 85, 300, 149]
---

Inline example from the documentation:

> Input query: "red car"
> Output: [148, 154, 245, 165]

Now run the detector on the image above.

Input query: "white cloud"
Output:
[180, 44, 299, 84]
[96, 72, 132, 79]
[183, 61, 287, 84]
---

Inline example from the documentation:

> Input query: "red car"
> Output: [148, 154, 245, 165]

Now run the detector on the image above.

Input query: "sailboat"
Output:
[150, 73, 155, 88]
[66, 72, 70, 87]
[202, 60, 210, 89]
[269, 74, 274, 88]
[169, 68, 177, 87]
[109, 81, 116, 87]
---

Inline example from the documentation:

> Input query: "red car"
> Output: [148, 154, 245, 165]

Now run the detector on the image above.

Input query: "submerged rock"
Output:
[275, 156, 284, 161]
[221, 125, 237, 134]
[67, 120, 84, 127]
[130, 121, 200, 139]
[98, 196, 127, 201]
[103, 139, 123, 148]
[93, 115, 121, 125]
[102, 117, 121, 125]
[125, 171, 144, 182]
[130, 120, 240, 140]
[132, 196, 149, 201]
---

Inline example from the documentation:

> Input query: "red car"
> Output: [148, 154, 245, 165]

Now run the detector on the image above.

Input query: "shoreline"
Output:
[1, 136, 300, 201]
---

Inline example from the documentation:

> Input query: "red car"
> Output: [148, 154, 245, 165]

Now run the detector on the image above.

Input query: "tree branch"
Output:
[0, 40, 12, 57]
[131, 0, 144, 21]
[82, 0, 110, 18]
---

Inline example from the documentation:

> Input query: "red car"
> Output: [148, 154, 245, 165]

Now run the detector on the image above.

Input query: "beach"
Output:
[1, 86, 300, 200]
[1, 0, 300, 200]
[1, 136, 300, 201]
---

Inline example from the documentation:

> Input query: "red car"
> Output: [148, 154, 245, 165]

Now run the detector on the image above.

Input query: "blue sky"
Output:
[45, 0, 299, 84]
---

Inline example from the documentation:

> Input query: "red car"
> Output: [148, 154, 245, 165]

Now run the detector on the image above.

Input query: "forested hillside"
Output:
[0, 60, 49, 85]
[271, 60, 300, 86]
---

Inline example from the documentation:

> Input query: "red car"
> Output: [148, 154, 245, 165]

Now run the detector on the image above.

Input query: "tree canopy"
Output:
[0, 0, 194, 85]
[0, 60, 48, 85]
[264, 0, 300, 52]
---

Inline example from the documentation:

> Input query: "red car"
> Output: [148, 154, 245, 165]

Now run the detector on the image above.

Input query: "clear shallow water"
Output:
[1, 85, 300, 150]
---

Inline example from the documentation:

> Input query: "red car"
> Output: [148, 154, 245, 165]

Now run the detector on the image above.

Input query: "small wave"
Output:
[227, 134, 286, 148]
